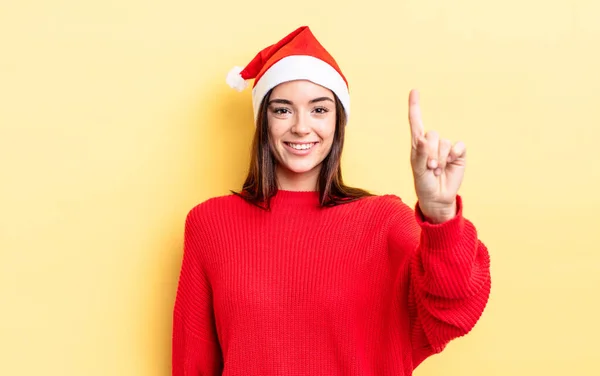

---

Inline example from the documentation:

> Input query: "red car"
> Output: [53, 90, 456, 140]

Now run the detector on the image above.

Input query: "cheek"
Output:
[268, 122, 285, 144]
[316, 120, 336, 146]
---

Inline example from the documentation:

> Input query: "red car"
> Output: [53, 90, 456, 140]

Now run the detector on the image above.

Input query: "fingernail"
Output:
[429, 159, 438, 169]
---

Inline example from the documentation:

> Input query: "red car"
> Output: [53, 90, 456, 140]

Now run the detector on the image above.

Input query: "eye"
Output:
[314, 107, 329, 114]
[272, 107, 291, 115]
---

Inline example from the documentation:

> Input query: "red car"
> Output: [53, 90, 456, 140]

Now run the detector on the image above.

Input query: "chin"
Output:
[281, 161, 320, 174]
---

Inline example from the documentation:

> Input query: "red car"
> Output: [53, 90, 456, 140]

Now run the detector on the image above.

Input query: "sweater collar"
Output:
[271, 189, 320, 207]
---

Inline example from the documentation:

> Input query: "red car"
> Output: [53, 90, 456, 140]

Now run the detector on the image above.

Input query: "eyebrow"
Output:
[268, 97, 334, 106]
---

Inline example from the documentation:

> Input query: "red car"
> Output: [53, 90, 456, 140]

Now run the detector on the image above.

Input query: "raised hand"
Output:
[408, 89, 466, 224]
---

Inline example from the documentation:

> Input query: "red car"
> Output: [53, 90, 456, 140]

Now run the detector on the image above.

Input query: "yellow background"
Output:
[2, 0, 599, 375]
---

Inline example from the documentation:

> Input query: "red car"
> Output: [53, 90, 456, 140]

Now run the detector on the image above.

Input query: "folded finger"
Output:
[425, 131, 439, 169]
[437, 139, 452, 170]
[411, 135, 429, 174]
[449, 141, 466, 163]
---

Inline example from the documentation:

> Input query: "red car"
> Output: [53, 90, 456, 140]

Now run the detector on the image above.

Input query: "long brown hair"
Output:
[232, 87, 373, 209]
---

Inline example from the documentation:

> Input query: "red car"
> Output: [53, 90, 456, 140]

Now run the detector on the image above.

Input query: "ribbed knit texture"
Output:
[172, 190, 491, 376]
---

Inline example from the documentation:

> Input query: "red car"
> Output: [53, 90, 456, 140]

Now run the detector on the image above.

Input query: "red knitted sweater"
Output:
[172, 190, 491, 375]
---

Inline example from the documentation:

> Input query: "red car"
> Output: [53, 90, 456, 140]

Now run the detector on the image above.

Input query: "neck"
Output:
[275, 164, 320, 191]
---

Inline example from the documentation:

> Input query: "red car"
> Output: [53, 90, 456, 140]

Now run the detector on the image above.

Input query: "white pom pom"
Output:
[226, 66, 248, 92]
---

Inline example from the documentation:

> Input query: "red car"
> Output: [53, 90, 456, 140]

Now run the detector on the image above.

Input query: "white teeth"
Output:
[288, 143, 315, 150]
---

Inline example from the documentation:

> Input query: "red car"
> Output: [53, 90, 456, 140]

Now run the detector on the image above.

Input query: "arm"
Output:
[404, 195, 491, 367]
[400, 89, 491, 366]
[172, 208, 223, 376]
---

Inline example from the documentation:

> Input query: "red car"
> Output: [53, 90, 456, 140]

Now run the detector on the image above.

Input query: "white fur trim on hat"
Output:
[251, 55, 350, 123]
[226, 66, 248, 92]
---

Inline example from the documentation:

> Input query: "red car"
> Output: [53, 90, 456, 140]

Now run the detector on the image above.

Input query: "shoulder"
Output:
[364, 194, 421, 248]
[338, 193, 415, 224]
[353, 193, 414, 215]
[192, 192, 244, 210]
[185, 193, 247, 224]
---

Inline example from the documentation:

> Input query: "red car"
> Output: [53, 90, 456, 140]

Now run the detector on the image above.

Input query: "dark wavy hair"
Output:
[232, 87, 373, 210]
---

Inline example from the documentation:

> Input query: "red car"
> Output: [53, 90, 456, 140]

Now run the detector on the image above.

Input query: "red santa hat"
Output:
[225, 26, 350, 123]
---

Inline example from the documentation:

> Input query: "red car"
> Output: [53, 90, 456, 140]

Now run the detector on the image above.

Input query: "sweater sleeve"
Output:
[172, 208, 223, 376]
[388, 195, 491, 368]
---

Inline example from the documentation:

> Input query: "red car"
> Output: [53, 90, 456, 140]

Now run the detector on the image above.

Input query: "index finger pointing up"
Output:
[409, 89, 425, 147]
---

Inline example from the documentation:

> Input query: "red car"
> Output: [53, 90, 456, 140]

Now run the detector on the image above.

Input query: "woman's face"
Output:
[267, 80, 337, 184]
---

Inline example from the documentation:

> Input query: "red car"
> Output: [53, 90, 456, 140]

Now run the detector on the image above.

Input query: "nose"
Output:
[291, 111, 310, 135]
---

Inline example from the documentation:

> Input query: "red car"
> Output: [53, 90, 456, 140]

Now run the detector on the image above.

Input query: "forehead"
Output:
[271, 80, 334, 100]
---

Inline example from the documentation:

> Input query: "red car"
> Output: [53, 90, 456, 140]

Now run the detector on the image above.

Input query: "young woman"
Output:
[172, 26, 491, 376]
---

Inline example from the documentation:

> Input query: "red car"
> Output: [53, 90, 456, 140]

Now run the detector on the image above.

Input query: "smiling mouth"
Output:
[284, 142, 318, 150]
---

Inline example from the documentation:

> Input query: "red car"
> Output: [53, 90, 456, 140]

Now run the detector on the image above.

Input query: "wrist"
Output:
[419, 200, 457, 224]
